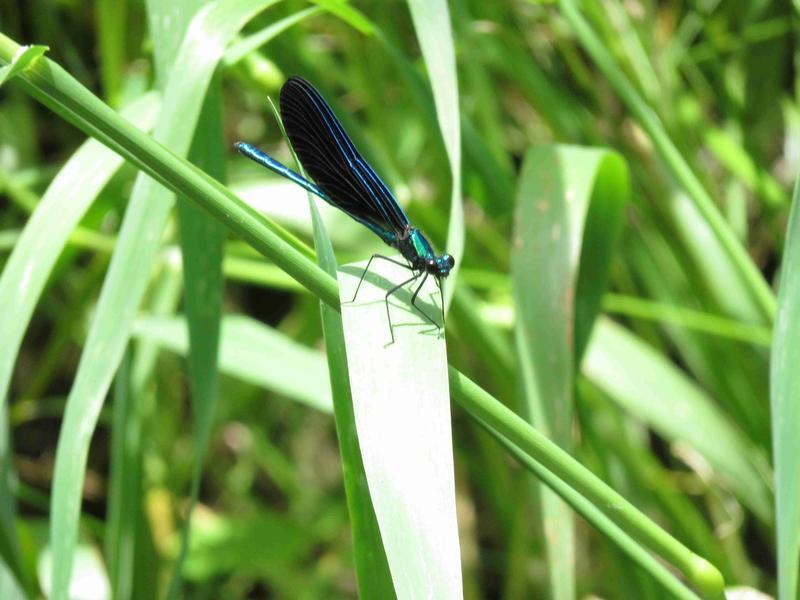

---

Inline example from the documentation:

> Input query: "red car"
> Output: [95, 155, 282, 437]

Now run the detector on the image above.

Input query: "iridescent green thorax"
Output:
[409, 228, 436, 261]
[396, 227, 454, 277]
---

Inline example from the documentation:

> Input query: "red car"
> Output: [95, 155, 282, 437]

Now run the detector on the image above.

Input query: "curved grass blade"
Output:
[407, 0, 463, 309]
[309, 0, 374, 35]
[149, 3, 224, 594]
[603, 295, 772, 347]
[0, 91, 158, 409]
[771, 174, 800, 599]
[512, 145, 629, 599]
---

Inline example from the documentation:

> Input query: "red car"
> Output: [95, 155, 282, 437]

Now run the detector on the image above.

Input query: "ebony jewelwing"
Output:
[235, 77, 454, 342]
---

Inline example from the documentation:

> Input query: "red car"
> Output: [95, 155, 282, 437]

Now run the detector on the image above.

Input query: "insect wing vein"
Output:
[280, 77, 409, 236]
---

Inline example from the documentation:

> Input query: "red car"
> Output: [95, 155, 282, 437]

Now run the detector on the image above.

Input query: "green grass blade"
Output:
[0, 45, 47, 86]
[309, 0, 374, 35]
[151, 1, 223, 593]
[132, 314, 332, 411]
[669, 193, 763, 325]
[603, 294, 773, 347]
[771, 175, 800, 600]
[484, 426, 703, 600]
[407, 0, 463, 309]
[0, 91, 159, 409]
[313, 219, 396, 598]
[223, 7, 322, 66]
[449, 369, 725, 599]
[166, 85, 226, 598]
[289, 83, 396, 593]
[512, 145, 628, 599]
[558, 0, 776, 322]
[0, 404, 26, 596]
[105, 350, 139, 600]
[123, 266, 182, 599]
[584, 318, 772, 523]
[339, 259, 460, 598]
[96, 0, 126, 104]
[0, 33, 327, 300]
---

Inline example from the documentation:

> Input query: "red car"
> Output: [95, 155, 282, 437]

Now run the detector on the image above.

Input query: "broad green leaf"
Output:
[407, 0, 463, 309]
[771, 175, 800, 600]
[0, 45, 47, 86]
[512, 145, 628, 599]
[339, 259, 460, 599]
[584, 317, 772, 523]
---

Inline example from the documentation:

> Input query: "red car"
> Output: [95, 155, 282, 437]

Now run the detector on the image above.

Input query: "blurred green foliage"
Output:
[0, 0, 797, 598]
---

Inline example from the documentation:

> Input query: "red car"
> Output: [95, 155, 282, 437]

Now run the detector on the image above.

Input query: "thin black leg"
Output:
[349, 254, 413, 303]
[435, 277, 445, 326]
[409, 273, 439, 328]
[384, 272, 421, 344]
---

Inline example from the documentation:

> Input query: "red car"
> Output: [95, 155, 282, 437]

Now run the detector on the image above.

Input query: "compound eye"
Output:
[446, 255, 455, 269]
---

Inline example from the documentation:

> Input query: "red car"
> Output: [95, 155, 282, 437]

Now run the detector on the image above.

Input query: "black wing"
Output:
[279, 77, 409, 236]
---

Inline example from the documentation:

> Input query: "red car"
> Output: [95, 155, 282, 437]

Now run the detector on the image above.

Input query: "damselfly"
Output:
[236, 77, 453, 342]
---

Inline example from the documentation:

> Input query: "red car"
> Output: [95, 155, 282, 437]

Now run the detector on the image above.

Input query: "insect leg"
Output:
[434, 277, 446, 326]
[409, 273, 439, 328]
[350, 254, 413, 303]
[384, 272, 421, 344]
